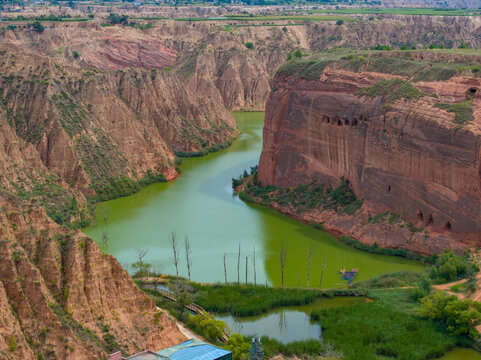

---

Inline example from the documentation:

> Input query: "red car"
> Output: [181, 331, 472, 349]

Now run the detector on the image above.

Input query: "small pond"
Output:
[216, 296, 368, 343]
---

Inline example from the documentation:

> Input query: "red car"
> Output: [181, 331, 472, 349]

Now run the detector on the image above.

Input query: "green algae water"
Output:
[438, 349, 481, 360]
[83, 112, 424, 287]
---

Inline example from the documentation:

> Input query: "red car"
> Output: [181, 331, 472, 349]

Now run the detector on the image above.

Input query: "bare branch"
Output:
[135, 248, 148, 263]
[237, 243, 241, 285]
[223, 253, 227, 284]
[185, 236, 192, 281]
[169, 232, 179, 278]
[279, 241, 287, 288]
[307, 241, 314, 288]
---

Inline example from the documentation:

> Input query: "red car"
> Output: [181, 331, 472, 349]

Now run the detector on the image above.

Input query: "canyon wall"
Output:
[0, 103, 186, 359]
[259, 51, 481, 253]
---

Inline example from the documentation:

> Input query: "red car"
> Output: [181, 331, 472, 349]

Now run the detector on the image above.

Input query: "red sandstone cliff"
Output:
[258, 51, 481, 254]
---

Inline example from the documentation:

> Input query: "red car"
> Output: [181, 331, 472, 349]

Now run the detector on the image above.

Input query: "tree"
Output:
[437, 250, 468, 281]
[417, 292, 481, 340]
[101, 229, 109, 247]
[132, 248, 151, 278]
[224, 333, 249, 360]
[249, 335, 264, 360]
[336, 19, 344, 26]
[224, 252, 227, 284]
[245, 256, 248, 285]
[109, 12, 128, 25]
[320, 255, 326, 289]
[237, 243, 241, 284]
[307, 241, 313, 288]
[253, 245, 256, 286]
[169, 232, 179, 278]
[294, 49, 303, 58]
[185, 236, 192, 281]
[29, 20, 44, 33]
[279, 242, 287, 288]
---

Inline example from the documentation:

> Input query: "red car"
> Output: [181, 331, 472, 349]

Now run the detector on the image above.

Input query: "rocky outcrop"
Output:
[259, 51, 481, 254]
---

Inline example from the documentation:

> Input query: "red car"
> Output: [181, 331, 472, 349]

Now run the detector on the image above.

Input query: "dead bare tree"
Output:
[184, 236, 192, 281]
[245, 256, 248, 285]
[135, 248, 148, 263]
[237, 243, 241, 285]
[169, 232, 179, 278]
[279, 241, 287, 288]
[101, 229, 110, 247]
[253, 245, 256, 286]
[307, 241, 314, 288]
[320, 255, 327, 289]
[223, 253, 227, 284]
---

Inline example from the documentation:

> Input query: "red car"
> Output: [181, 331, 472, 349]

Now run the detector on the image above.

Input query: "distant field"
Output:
[175, 14, 356, 22]
[303, 8, 481, 16]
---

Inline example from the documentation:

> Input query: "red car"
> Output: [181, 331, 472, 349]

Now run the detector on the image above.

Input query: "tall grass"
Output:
[312, 289, 471, 360]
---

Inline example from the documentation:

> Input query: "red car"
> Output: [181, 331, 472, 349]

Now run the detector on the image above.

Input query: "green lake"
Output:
[83, 112, 424, 288]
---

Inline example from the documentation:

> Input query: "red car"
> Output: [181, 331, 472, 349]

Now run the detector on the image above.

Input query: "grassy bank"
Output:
[191, 283, 365, 316]
[138, 279, 366, 317]
[314, 288, 469, 360]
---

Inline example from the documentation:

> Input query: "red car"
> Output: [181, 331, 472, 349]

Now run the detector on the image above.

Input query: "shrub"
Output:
[29, 21, 44, 33]
[188, 314, 228, 342]
[356, 78, 424, 102]
[72, 50, 79, 59]
[459, 43, 469, 49]
[244, 42, 254, 50]
[372, 44, 392, 51]
[223, 333, 249, 360]
[294, 49, 303, 58]
[433, 100, 474, 126]
[109, 13, 128, 25]
[434, 249, 469, 281]
[336, 19, 344, 25]
[417, 292, 481, 340]
[8, 336, 16, 352]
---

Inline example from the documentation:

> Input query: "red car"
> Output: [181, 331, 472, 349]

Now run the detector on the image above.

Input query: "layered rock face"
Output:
[259, 51, 481, 252]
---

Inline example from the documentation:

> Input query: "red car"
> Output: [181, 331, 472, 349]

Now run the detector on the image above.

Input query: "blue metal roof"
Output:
[157, 339, 231, 360]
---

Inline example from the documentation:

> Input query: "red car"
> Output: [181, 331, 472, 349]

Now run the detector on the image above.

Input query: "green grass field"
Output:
[302, 7, 481, 16]
[175, 14, 355, 22]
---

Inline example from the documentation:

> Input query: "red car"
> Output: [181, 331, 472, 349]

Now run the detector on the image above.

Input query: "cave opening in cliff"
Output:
[337, 120, 342, 126]
[387, 185, 391, 193]
[352, 118, 358, 126]
[466, 87, 478, 100]
[344, 119, 349, 125]
[443, 221, 452, 231]
[416, 210, 423, 222]
[427, 214, 434, 226]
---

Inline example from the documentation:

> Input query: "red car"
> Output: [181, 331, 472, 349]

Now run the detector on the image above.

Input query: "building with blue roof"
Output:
[157, 339, 232, 360]
[109, 339, 232, 360]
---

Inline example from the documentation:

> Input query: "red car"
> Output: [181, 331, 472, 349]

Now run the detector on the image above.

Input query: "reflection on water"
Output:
[216, 297, 367, 343]
[83, 112, 424, 287]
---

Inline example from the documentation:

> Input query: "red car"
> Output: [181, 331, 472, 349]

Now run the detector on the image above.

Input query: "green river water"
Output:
[83, 112, 424, 288]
